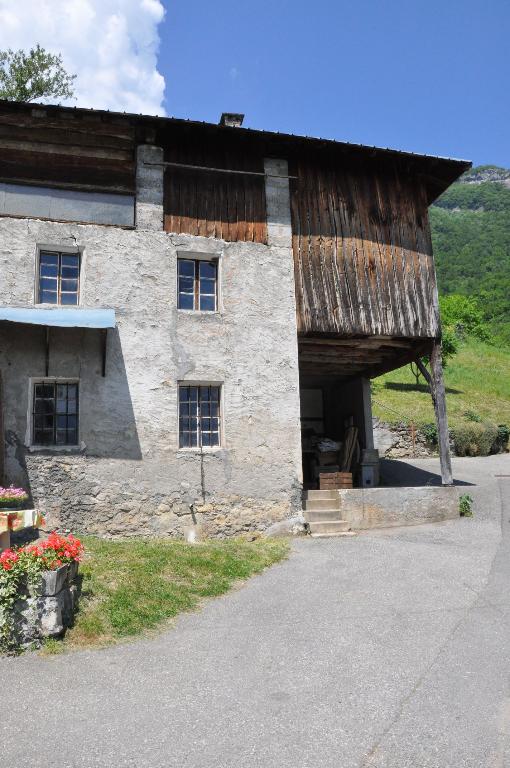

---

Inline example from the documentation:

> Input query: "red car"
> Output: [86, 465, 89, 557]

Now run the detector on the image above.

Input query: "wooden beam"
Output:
[429, 342, 453, 486]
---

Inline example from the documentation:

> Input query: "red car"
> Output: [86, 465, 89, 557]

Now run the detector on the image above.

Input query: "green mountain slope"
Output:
[430, 165, 510, 343]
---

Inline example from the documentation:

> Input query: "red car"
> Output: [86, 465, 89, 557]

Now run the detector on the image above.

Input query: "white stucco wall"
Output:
[0, 154, 303, 537]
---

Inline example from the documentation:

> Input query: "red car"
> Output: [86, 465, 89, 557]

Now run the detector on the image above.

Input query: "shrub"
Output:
[421, 423, 438, 445]
[492, 424, 510, 454]
[459, 494, 474, 517]
[452, 421, 498, 457]
[463, 409, 482, 423]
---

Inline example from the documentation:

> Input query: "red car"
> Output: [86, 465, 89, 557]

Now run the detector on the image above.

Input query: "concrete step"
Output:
[306, 490, 338, 500]
[305, 498, 341, 511]
[305, 509, 344, 523]
[308, 520, 351, 536]
[310, 531, 357, 538]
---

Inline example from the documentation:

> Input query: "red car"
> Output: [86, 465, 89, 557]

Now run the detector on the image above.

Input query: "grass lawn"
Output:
[43, 535, 289, 654]
[372, 338, 510, 428]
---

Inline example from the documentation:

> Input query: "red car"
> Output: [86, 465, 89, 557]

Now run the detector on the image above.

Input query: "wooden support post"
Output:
[416, 343, 453, 486]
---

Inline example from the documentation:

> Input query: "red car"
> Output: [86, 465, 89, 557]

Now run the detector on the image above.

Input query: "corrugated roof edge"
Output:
[0, 99, 472, 170]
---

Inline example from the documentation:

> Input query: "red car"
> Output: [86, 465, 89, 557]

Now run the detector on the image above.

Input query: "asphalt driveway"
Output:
[1, 454, 509, 768]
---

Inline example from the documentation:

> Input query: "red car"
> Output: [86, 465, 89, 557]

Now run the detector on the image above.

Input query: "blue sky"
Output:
[159, 0, 510, 167]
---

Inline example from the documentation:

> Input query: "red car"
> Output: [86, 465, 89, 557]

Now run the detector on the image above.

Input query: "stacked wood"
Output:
[339, 426, 359, 472]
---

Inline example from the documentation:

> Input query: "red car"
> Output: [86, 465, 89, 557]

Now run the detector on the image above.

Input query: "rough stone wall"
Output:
[0, 158, 302, 536]
[373, 418, 435, 458]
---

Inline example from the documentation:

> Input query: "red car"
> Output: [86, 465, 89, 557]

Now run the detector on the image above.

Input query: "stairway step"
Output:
[306, 490, 338, 500]
[305, 498, 341, 511]
[308, 520, 351, 535]
[304, 509, 343, 522]
[310, 531, 357, 538]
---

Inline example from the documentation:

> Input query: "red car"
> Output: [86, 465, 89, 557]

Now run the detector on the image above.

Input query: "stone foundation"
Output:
[25, 455, 300, 538]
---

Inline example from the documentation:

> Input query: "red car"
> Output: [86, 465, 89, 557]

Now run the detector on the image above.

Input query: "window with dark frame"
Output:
[38, 250, 80, 305]
[179, 385, 221, 448]
[33, 382, 79, 446]
[177, 258, 217, 311]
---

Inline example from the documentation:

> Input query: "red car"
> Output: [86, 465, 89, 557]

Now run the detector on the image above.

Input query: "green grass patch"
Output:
[372, 338, 510, 428]
[42, 536, 289, 653]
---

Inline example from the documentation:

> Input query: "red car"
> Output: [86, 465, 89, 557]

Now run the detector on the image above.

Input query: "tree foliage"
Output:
[0, 45, 75, 103]
[430, 167, 510, 345]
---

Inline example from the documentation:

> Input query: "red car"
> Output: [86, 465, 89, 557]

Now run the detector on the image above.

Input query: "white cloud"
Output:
[0, 0, 166, 115]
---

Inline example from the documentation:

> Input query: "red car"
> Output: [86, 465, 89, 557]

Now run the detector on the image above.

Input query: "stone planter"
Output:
[11, 562, 80, 647]
[40, 563, 69, 596]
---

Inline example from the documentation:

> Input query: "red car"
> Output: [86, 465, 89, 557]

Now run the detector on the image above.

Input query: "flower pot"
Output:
[40, 564, 69, 597]
[67, 560, 79, 585]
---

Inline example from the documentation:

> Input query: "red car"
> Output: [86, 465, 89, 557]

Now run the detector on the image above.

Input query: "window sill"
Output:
[177, 447, 224, 455]
[177, 309, 223, 317]
[27, 444, 83, 455]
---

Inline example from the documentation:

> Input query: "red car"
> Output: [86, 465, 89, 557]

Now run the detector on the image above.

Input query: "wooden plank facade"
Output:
[163, 136, 267, 243]
[290, 157, 439, 339]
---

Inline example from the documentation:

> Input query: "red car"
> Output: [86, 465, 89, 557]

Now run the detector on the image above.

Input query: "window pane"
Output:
[67, 400, 77, 414]
[210, 431, 219, 447]
[40, 289, 57, 304]
[199, 295, 215, 312]
[40, 263, 58, 278]
[178, 260, 195, 277]
[199, 278, 216, 296]
[201, 402, 210, 416]
[210, 417, 219, 431]
[66, 429, 78, 445]
[40, 252, 58, 266]
[179, 431, 190, 448]
[202, 418, 211, 432]
[61, 266, 79, 278]
[210, 402, 219, 417]
[61, 254, 79, 268]
[178, 292, 194, 310]
[61, 279, 78, 292]
[36, 384, 54, 398]
[189, 387, 198, 402]
[179, 386, 189, 402]
[56, 429, 67, 445]
[210, 387, 220, 402]
[178, 276, 194, 294]
[61, 293, 78, 306]
[67, 384, 77, 399]
[201, 432, 211, 447]
[179, 417, 190, 432]
[56, 414, 67, 429]
[199, 261, 216, 279]
[179, 402, 190, 416]
[189, 431, 198, 447]
[67, 414, 77, 429]
[40, 278, 58, 290]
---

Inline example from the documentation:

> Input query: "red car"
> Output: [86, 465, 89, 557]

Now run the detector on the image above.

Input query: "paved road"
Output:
[1, 455, 509, 768]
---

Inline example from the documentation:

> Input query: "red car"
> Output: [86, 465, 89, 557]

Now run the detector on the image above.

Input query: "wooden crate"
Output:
[319, 472, 353, 490]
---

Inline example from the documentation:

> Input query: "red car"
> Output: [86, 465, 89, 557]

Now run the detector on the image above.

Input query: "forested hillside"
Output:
[430, 166, 510, 343]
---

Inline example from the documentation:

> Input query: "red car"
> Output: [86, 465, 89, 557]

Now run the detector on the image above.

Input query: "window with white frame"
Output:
[38, 250, 80, 305]
[177, 257, 217, 311]
[32, 382, 79, 446]
[179, 385, 221, 448]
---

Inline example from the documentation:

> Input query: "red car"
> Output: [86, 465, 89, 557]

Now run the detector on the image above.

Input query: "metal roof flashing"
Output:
[0, 307, 116, 329]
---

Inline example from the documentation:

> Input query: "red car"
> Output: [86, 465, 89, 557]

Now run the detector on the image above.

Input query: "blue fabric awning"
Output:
[0, 307, 116, 329]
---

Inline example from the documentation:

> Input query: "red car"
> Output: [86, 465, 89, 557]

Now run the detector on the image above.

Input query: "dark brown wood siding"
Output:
[0, 107, 136, 193]
[163, 139, 267, 243]
[290, 158, 440, 339]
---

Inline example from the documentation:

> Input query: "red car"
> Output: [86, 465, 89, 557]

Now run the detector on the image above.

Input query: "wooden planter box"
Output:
[319, 472, 353, 490]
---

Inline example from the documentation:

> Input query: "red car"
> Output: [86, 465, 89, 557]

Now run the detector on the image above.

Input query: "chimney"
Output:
[219, 112, 244, 128]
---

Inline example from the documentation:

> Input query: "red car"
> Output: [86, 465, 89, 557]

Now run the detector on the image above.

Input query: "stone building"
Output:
[0, 101, 470, 536]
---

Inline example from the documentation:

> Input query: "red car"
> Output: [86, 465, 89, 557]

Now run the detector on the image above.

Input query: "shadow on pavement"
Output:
[380, 458, 475, 487]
